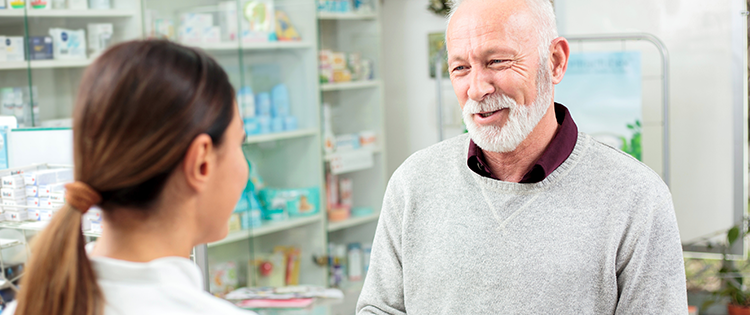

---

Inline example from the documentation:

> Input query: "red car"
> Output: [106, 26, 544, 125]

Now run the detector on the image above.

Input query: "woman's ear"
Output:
[549, 37, 570, 85]
[181, 134, 214, 193]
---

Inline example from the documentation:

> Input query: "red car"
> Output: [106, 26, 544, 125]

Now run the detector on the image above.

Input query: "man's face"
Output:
[447, 0, 553, 152]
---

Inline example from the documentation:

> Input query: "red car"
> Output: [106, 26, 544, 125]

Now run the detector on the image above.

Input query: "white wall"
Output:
[381, 0, 462, 177]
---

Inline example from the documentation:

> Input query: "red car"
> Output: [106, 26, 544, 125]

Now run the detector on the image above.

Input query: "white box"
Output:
[40, 209, 53, 221]
[25, 186, 38, 197]
[3, 198, 25, 206]
[24, 170, 57, 186]
[5, 211, 27, 222]
[50, 202, 64, 209]
[29, 209, 40, 221]
[26, 197, 39, 207]
[90, 220, 103, 233]
[87, 206, 102, 222]
[5, 37, 24, 62]
[0, 36, 6, 62]
[39, 183, 64, 197]
[39, 197, 51, 208]
[49, 192, 64, 203]
[87, 23, 113, 56]
[1, 188, 25, 199]
[1, 175, 24, 188]
[81, 215, 91, 230]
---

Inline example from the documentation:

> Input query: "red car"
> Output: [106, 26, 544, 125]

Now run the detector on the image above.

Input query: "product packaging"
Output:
[49, 28, 88, 60]
[259, 187, 320, 218]
[359, 130, 377, 148]
[49, 192, 64, 203]
[90, 219, 103, 232]
[26, 197, 39, 207]
[30, 0, 50, 9]
[283, 116, 297, 131]
[255, 92, 271, 117]
[25, 185, 38, 197]
[240, 0, 276, 43]
[202, 26, 221, 43]
[347, 243, 362, 281]
[331, 52, 346, 70]
[274, 10, 300, 41]
[1, 188, 25, 199]
[0, 37, 6, 62]
[28, 36, 54, 60]
[25, 170, 57, 186]
[238, 86, 255, 120]
[270, 84, 289, 118]
[244, 118, 261, 135]
[55, 168, 73, 183]
[326, 172, 338, 210]
[0, 0, 6, 9]
[219, 1, 239, 41]
[8, 0, 24, 9]
[4, 37, 25, 62]
[335, 134, 360, 152]
[257, 116, 271, 134]
[240, 209, 262, 229]
[38, 197, 50, 208]
[88, 0, 109, 9]
[363, 243, 372, 273]
[209, 262, 238, 296]
[270, 117, 284, 133]
[29, 209, 41, 221]
[178, 13, 213, 44]
[1, 175, 24, 188]
[40, 209, 53, 221]
[5, 210, 27, 222]
[339, 178, 353, 207]
[87, 23, 113, 57]
[67, 0, 87, 9]
[322, 104, 336, 154]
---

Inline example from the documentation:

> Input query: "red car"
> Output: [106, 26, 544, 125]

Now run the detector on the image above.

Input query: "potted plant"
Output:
[701, 224, 750, 315]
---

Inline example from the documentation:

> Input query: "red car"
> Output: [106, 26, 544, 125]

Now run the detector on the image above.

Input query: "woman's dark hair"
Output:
[14, 39, 236, 315]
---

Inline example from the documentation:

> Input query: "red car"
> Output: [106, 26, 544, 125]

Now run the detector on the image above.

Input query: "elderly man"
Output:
[357, 0, 687, 314]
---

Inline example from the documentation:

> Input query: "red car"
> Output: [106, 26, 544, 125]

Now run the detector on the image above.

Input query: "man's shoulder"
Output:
[390, 133, 470, 184]
[579, 133, 669, 195]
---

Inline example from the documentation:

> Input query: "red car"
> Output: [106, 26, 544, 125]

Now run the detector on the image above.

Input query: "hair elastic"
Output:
[64, 181, 102, 214]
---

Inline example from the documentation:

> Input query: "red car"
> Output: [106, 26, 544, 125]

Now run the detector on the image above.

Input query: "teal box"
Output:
[259, 187, 320, 218]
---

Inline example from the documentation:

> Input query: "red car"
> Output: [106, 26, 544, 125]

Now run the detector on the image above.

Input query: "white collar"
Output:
[89, 256, 204, 290]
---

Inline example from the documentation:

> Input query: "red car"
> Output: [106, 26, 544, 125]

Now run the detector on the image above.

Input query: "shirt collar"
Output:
[467, 103, 578, 183]
[90, 256, 204, 290]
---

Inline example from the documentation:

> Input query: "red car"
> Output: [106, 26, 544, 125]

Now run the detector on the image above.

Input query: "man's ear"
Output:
[549, 37, 570, 85]
[181, 134, 214, 193]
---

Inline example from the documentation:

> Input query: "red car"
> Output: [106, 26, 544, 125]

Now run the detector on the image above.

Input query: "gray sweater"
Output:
[357, 133, 687, 314]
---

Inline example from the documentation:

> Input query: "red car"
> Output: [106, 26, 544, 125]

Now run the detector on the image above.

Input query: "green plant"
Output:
[702, 223, 750, 310]
[620, 120, 642, 161]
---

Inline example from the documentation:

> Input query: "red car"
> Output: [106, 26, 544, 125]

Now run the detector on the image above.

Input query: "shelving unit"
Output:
[0, 59, 93, 70]
[189, 40, 314, 51]
[245, 128, 318, 144]
[318, 3, 386, 314]
[0, 9, 137, 18]
[209, 214, 324, 248]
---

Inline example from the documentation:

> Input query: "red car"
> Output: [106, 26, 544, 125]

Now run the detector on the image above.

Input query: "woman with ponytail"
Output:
[5, 40, 255, 315]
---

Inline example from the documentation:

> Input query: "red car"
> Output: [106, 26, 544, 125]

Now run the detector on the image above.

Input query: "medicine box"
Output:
[39, 183, 64, 197]
[5, 211, 27, 222]
[49, 192, 64, 203]
[4, 37, 25, 62]
[39, 197, 51, 208]
[55, 168, 73, 183]
[25, 186, 38, 197]
[28, 209, 40, 221]
[1, 188, 25, 199]
[28, 36, 53, 60]
[90, 220, 103, 233]
[24, 170, 57, 186]
[40, 209, 53, 221]
[1, 175, 24, 188]
[0, 0, 6, 9]
[26, 197, 39, 207]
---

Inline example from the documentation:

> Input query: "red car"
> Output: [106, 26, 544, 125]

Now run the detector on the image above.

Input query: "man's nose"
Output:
[467, 68, 496, 102]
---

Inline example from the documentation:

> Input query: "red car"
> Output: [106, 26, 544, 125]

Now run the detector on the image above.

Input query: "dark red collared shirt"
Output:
[467, 103, 578, 183]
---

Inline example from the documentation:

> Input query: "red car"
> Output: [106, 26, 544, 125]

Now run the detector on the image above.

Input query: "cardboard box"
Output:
[25, 186, 38, 197]
[40, 209, 53, 221]
[1, 175, 24, 188]
[4, 37, 25, 62]
[24, 170, 57, 186]
[39, 197, 51, 208]
[1, 188, 25, 199]
[49, 192, 64, 203]
[90, 220, 103, 233]
[26, 197, 39, 207]
[5, 211, 27, 222]
[28, 209, 40, 221]
[28, 36, 53, 60]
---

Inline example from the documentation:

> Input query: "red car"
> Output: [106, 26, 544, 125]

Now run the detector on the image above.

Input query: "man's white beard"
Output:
[462, 66, 553, 153]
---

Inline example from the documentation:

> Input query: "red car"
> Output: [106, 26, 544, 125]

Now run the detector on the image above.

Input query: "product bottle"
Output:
[322, 103, 336, 154]
[347, 243, 362, 282]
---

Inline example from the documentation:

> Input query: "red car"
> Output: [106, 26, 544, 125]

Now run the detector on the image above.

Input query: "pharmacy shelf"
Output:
[327, 212, 380, 232]
[320, 80, 381, 92]
[0, 238, 23, 249]
[317, 12, 377, 20]
[0, 9, 137, 18]
[208, 213, 324, 247]
[0, 220, 101, 238]
[187, 41, 313, 52]
[324, 146, 382, 162]
[0, 59, 93, 71]
[245, 128, 318, 145]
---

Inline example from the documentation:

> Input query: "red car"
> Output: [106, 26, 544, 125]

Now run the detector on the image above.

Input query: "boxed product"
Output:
[55, 168, 73, 183]
[4, 37, 25, 62]
[25, 185, 38, 197]
[202, 26, 221, 43]
[218, 1, 238, 41]
[24, 170, 57, 186]
[90, 219, 103, 233]
[240, 0, 276, 43]
[29, 0, 50, 9]
[335, 134, 360, 151]
[284, 116, 297, 131]
[39, 197, 51, 208]
[359, 130, 377, 147]
[26, 197, 39, 207]
[275, 10, 301, 41]
[8, 0, 24, 9]
[87, 23, 113, 57]
[339, 178, 353, 207]
[49, 28, 87, 60]
[270, 117, 284, 133]
[28, 36, 54, 60]
[39, 183, 65, 197]
[40, 209, 53, 221]
[1, 175, 24, 188]
[270, 84, 289, 117]
[331, 52, 346, 70]
[5, 210, 27, 222]
[49, 192, 64, 203]
[1, 188, 24, 199]
[178, 13, 213, 44]
[28, 209, 41, 221]
[209, 262, 238, 296]
[259, 187, 320, 218]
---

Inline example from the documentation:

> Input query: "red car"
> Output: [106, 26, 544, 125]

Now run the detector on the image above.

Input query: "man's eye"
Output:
[490, 60, 506, 65]
[452, 66, 467, 72]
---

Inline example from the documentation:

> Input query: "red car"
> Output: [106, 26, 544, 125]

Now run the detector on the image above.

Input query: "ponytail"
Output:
[15, 205, 102, 315]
